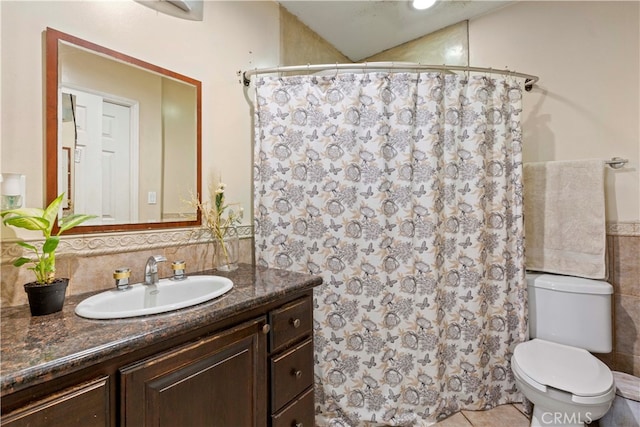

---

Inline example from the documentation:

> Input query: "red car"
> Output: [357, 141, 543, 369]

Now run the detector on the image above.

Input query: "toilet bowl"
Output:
[512, 273, 615, 426]
[512, 339, 615, 426]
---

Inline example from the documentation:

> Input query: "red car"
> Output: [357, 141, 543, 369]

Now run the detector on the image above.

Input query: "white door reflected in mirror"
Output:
[61, 88, 138, 225]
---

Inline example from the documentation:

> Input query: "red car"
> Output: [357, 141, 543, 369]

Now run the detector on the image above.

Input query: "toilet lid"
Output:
[513, 339, 613, 397]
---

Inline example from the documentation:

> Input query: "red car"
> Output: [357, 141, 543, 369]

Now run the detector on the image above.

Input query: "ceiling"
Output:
[278, 0, 512, 61]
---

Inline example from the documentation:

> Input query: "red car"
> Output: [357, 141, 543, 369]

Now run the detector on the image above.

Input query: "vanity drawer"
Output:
[271, 387, 314, 427]
[271, 338, 313, 412]
[269, 297, 312, 352]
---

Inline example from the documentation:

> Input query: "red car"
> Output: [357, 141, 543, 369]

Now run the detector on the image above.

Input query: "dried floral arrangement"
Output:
[188, 180, 243, 267]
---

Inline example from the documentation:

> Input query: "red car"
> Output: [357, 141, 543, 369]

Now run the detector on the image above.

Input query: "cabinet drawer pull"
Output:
[290, 318, 301, 328]
[292, 369, 302, 379]
[262, 324, 271, 334]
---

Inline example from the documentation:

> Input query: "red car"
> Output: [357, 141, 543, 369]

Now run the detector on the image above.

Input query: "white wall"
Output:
[0, 0, 280, 238]
[470, 1, 640, 222]
[3, 0, 637, 239]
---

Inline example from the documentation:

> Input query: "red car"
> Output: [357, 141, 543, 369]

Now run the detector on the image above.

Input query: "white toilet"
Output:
[512, 273, 616, 426]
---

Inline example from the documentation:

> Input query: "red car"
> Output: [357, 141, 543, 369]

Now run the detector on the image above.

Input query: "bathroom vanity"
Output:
[0, 264, 321, 427]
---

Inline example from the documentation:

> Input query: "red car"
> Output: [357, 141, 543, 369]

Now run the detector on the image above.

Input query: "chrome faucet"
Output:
[144, 255, 167, 285]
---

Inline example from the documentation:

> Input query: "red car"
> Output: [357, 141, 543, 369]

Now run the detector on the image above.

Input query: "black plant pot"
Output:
[24, 278, 69, 316]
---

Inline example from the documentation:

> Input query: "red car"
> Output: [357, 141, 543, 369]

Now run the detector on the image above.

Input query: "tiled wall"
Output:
[602, 231, 640, 376]
[1, 236, 254, 307]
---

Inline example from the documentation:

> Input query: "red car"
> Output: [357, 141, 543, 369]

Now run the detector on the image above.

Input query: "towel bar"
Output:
[605, 157, 628, 169]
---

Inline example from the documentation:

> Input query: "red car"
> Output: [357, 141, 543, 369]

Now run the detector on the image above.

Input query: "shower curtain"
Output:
[253, 71, 527, 426]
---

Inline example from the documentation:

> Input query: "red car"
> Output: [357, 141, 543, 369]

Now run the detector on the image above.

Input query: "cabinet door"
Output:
[121, 317, 267, 427]
[1, 376, 110, 427]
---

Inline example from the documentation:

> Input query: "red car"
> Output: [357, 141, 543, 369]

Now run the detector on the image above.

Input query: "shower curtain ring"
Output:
[334, 62, 339, 79]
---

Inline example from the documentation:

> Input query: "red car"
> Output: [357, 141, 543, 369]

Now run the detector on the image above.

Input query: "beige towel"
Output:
[523, 159, 607, 279]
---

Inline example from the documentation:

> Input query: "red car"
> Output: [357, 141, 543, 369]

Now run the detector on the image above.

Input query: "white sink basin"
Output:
[75, 275, 233, 319]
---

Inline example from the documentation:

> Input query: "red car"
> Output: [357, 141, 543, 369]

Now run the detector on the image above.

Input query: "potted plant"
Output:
[1, 193, 95, 316]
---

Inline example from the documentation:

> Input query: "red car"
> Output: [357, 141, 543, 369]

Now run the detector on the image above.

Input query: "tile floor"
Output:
[433, 403, 530, 427]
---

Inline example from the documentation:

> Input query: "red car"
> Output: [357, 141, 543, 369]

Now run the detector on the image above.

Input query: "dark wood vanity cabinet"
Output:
[117, 296, 316, 427]
[1, 289, 316, 427]
[268, 296, 315, 427]
[120, 317, 267, 427]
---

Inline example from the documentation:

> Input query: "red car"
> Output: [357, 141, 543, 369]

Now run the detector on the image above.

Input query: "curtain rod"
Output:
[242, 62, 539, 91]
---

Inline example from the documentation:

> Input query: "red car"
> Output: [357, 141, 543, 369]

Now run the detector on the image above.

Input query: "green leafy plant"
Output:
[0, 193, 96, 284]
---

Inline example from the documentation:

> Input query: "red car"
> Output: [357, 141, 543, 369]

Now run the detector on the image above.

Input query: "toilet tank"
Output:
[527, 273, 613, 353]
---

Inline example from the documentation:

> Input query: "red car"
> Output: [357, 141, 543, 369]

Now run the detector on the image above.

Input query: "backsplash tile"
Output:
[1, 237, 254, 307]
[614, 294, 640, 355]
[607, 231, 640, 377]
[616, 353, 640, 377]
[610, 235, 640, 297]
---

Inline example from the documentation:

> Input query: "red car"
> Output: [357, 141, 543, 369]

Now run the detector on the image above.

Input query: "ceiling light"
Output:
[412, 0, 437, 10]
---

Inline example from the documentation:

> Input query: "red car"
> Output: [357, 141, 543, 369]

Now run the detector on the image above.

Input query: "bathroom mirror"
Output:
[46, 27, 202, 234]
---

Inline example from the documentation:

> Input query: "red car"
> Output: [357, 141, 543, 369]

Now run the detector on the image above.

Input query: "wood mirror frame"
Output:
[45, 27, 202, 234]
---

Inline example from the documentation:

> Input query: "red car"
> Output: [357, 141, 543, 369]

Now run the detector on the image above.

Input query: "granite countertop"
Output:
[0, 264, 322, 396]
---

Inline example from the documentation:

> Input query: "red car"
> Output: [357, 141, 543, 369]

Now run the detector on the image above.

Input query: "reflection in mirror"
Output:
[46, 28, 201, 234]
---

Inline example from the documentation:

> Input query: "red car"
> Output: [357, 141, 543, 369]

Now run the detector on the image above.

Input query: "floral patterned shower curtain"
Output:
[253, 72, 527, 426]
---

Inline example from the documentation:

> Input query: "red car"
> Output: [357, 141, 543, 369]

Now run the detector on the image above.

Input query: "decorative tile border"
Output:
[3, 221, 636, 263]
[607, 221, 640, 236]
[1, 225, 254, 262]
